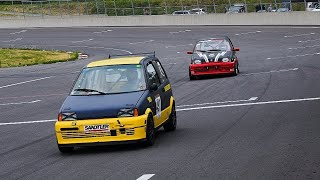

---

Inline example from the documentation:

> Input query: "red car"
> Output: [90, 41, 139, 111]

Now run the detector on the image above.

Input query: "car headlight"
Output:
[118, 108, 139, 117]
[222, 58, 230, 62]
[193, 60, 202, 64]
[58, 112, 77, 121]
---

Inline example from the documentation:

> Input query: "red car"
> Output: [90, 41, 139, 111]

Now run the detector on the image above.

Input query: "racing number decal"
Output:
[155, 94, 161, 119]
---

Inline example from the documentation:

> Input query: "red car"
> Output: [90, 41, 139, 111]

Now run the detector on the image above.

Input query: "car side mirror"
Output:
[150, 83, 158, 91]
[233, 48, 240, 51]
[187, 51, 193, 54]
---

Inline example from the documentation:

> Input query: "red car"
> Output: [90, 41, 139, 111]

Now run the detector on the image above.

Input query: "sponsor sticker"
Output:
[155, 94, 161, 119]
[84, 124, 109, 132]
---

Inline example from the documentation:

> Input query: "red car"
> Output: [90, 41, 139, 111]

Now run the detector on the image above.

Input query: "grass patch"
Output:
[0, 48, 79, 68]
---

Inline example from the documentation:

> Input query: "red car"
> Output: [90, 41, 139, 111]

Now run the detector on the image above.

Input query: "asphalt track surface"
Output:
[0, 26, 320, 180]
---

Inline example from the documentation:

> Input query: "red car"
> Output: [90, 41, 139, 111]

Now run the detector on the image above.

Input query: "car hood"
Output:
[60, 91, 146, 119]
[192, 51, 232, 62]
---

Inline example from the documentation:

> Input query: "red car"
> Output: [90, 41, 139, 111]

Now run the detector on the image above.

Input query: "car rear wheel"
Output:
[163, 103, 177, 132]
[144, 114, 155, 146]
[58, 145, 74, 153]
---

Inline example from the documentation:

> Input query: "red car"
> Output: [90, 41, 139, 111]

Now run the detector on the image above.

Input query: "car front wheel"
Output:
[189, 69, 196, 80]
[233, 63, 239, 76]
[144, 114, 155, 146]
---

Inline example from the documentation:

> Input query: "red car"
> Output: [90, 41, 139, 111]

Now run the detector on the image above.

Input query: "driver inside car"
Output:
[120, 68, 145, 92]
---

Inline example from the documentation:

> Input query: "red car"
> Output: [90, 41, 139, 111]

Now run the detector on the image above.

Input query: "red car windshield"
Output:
[195, 39, 231, 52]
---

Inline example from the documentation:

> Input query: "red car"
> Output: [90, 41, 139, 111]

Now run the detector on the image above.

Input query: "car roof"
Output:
[86, 56, 145, 68]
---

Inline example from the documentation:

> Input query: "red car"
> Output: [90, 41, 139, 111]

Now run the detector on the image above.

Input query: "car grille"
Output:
[126, 128, 135, 135]
[61, 131, 112, 139]
[194, 66, 220, 72]
[61, 129, 135, 139]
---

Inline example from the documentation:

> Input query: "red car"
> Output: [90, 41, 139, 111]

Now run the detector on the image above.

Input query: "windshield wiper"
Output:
[73, 88, 107, 95]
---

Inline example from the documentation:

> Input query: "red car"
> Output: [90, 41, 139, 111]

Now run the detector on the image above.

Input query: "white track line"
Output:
[176, 97, 258, 108]
[0, 119, 56, 126]
[2, 96, 320, 126]
[169, 30, 191, 34]
[162, 63, 177, 66]
[9, 30, 27, 35]
[136, 174, 155, 180]
[235, 31, 261, 35]
[288, 44, 320, 50]
[93, 30, 113, 33]
[129, 40, 154, 45]
[0, 93, 67, 100]
[0, 76, 53, 89]
[266, 53, 320, 60]
[176, 97, 320, 112]
[0, 100, 41, 106]
[241, 68, 299, 76]
[71, 39, 93, 43]
[2, 38, 22, 43]
[165, 44, 193, 48]
[284, 33, 315, 38]
[298, 38, 320, 43]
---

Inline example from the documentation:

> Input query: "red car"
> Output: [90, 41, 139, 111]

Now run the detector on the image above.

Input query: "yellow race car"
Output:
[55, 53, 176, 153]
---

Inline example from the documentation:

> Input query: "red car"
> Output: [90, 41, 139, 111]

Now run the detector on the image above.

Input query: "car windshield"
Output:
[70, 64, 147, 95]
[195, 39, 231, 52]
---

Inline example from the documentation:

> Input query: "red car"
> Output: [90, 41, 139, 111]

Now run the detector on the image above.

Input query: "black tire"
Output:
[233, 63, 239, 76]
[163, 104, 177, 132]
[144, 114, 155, 146]
[58, 145, 74, 153]
[189, 69, 196, 80]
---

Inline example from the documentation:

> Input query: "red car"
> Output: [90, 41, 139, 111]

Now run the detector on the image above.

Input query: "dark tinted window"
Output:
[154, 60, 168, 84]
[146, 63, 160, 86]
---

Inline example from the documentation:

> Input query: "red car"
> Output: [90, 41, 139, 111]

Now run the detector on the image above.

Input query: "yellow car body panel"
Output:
[154, 96, 174, 128]
[55, 114, 148, 145]
[55, 99, 173, 146]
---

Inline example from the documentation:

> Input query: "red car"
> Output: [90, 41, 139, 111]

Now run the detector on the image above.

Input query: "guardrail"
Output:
[0, 11, 319, 28]
[0, 0, 317, 17]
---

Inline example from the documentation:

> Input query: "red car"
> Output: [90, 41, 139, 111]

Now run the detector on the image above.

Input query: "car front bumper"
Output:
[190, 62, 235, 76]
[55, 114, 147, 146]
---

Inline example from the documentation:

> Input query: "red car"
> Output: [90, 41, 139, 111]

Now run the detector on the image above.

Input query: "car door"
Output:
[152, 59, 172, 121]
[145, 61, 165, 128]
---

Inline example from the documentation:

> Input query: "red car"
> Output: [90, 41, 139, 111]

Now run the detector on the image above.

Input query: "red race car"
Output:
[188, 36, 240, 80]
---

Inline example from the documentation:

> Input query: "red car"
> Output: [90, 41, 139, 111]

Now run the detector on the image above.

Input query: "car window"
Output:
[153, 60, 167, 84]
[146, 63, 161, 86]
[195, 39, 231, 52]
[70, 65, 146, 95]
